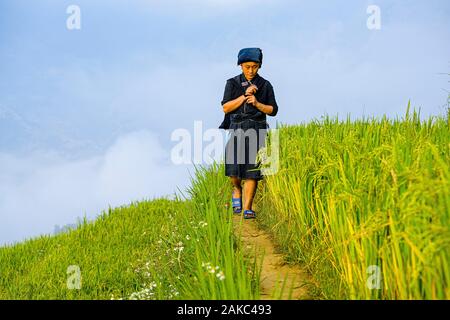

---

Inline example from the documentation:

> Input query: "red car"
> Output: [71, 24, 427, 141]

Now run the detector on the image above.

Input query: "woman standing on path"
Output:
[219, 47, 279, 219]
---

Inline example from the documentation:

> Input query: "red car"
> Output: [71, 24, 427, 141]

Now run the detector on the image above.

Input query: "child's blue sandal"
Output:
[244, 209, 256, 219]
[231, 197, 242, 214]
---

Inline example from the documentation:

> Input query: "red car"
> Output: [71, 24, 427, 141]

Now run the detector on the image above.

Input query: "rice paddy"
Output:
[257, 105, 450, 299]
[1, 105, 448, 299]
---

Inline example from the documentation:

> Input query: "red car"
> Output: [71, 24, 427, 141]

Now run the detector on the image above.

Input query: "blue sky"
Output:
[0, 0, 449, 245]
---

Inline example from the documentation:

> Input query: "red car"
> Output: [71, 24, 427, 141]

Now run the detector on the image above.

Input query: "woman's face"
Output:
[240, 61, 260, 80]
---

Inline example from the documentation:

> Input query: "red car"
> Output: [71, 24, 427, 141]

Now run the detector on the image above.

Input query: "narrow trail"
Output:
[232, 213, 311, 300]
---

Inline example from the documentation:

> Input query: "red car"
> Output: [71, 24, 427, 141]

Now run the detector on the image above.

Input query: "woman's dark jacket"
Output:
[219, 73, 278, 130]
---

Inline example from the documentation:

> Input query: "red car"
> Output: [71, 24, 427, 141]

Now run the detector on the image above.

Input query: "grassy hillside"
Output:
[256, 107, 450, 299]
[1, 106, 448, 300]
[0, 164, 260, 299]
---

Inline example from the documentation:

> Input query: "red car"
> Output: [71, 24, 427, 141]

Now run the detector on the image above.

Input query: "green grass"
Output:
[2, 105, 448, 300]
[256, 105, 450, 299]
[0, 163, 260, 300]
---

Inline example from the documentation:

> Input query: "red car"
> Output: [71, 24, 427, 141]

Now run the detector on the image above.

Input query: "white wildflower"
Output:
[174, 241, 184, 252]
[216, 271, 225, 281]
[202, 262, 225, 280]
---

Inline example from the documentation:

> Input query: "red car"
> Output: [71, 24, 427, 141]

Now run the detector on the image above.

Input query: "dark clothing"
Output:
[224, 122, 268, 180]
[237, 47, 263, 66]
[219, 73, 278, 129]
[220, 73, 279, 180]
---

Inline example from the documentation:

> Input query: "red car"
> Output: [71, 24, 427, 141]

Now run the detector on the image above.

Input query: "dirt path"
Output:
[232, 214, 311, 300]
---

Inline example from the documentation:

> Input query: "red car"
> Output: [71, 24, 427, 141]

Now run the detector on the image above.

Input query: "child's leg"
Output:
[243, 178, 258, 211]
[230, 176, 242, 198]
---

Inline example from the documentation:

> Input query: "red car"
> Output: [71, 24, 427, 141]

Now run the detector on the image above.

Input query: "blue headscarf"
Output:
[237, 48, 263, 66]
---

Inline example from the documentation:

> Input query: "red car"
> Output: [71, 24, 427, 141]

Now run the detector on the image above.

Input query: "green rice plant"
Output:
[257, 104, 450, 299]
[169, 162, 260, 299]
[0, 162, 259, 300]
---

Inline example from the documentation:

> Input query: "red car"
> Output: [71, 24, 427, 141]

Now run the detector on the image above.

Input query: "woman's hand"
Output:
[245, 95, 259, 107]
[245, 85, 258, 96]
[245, 97, 274, 115]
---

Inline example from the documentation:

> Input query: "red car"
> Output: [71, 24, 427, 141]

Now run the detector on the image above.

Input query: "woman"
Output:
[219, 47, 279, 219]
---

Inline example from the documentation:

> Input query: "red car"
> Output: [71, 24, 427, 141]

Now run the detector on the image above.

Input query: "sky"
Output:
[0, 0, 449, 245]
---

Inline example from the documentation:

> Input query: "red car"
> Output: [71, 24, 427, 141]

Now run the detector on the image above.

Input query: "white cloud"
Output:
[0, 130, 194, 246]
